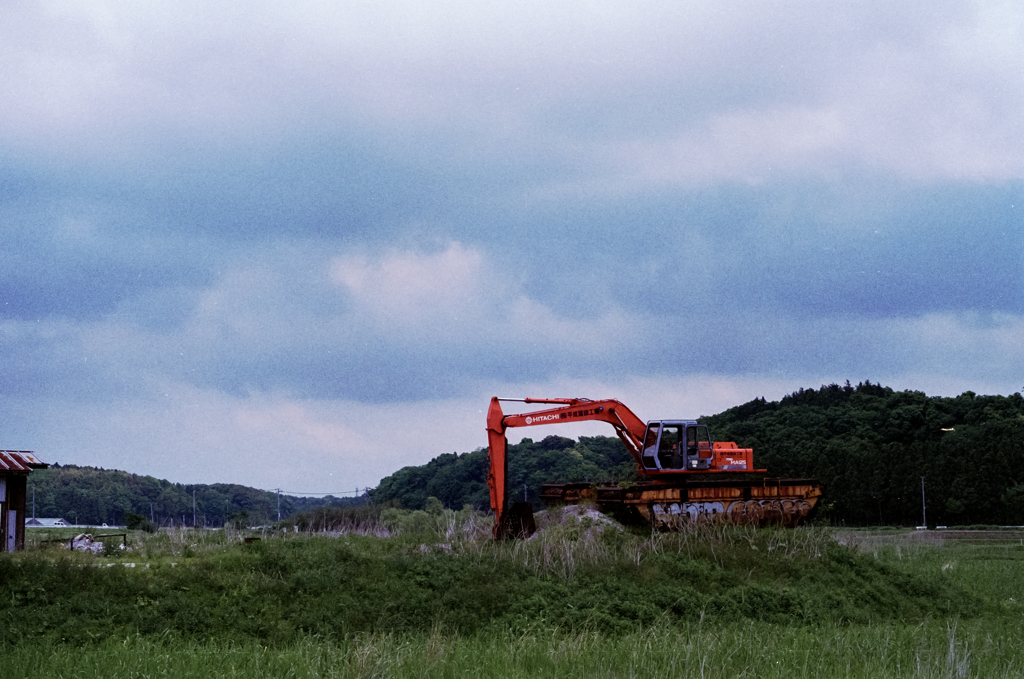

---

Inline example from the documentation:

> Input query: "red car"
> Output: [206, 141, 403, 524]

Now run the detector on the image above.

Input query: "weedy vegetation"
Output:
[4, 503, 1024, 677]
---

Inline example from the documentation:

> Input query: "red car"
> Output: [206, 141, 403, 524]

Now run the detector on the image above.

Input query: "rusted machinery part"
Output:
[494, 501, 537, 540]
[648, 497, 817, 529]
[540, 483, 596, 504]
[541, 479, 822, 530]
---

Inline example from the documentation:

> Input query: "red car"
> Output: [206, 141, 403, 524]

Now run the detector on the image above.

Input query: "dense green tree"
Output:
[705, 383, 1024, 526]
[25, 465, 365, 527]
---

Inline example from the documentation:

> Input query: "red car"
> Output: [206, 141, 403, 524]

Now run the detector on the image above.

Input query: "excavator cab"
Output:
[641, 421, 712, 471]
[487, 396, 817, 536]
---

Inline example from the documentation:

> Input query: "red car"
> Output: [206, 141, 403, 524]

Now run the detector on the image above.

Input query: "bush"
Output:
[123, 512, 157, 533]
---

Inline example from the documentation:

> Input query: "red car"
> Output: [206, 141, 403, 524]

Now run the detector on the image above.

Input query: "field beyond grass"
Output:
[4, 510, 1024, 677]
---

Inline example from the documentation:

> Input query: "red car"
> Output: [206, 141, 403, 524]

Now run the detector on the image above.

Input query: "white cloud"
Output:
[330, 242, 638, 354]
[605, 63, 1022, 188]
[11, 382, 490, 491]
[330, 242, 486, 332]
[616, 106, 848, 187]
[505, 296, 634, 353]
[892, 312, 1024, 379]
[5, 1, 1020, 182]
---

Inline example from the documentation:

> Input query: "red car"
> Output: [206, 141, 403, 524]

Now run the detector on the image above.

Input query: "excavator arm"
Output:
[486, 396, 648, 538]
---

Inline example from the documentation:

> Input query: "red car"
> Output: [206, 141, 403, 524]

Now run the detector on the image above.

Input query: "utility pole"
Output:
[193, 489, 196, 527]
[921, 476, 927, 528]
[277, 488, 281, 522]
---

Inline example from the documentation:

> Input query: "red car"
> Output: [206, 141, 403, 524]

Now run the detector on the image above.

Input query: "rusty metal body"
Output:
[487, 397, 823, 537]
[541, 477, 823, 529]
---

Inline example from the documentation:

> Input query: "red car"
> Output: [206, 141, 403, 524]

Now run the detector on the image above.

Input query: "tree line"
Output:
[372, 382, 1024, 527]
[27, 382, 1024, 528]
[26, 465, 365, 528]
[703, 381, 1024, 526]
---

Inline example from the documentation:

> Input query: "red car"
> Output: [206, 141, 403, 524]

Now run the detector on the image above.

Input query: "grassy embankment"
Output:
[2, 509, 1023, 677]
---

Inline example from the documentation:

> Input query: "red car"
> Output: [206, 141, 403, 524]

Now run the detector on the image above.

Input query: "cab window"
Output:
[659, 425, 683, 469]
[641, 423, 660, 469]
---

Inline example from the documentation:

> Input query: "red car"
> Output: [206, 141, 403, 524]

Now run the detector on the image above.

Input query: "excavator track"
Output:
[540, 476, 822, 529]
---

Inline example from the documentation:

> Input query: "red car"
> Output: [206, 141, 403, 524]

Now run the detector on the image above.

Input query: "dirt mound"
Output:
[532, 503, 624, 537]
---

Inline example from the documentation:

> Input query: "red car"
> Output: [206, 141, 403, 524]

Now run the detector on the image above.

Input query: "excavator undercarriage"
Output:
[540, 477, 822, 531]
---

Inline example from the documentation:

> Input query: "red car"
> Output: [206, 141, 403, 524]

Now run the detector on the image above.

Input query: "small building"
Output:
[0, 451, 49, 552]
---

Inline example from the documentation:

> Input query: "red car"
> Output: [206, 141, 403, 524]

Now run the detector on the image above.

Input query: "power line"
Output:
[274, 488, 373, 497]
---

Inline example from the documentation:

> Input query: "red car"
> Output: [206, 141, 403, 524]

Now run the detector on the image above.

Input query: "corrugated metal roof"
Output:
[0, 450, 49, 473]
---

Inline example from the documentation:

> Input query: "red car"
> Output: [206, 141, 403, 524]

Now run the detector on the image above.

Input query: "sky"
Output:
[2, 1, 1021, 496]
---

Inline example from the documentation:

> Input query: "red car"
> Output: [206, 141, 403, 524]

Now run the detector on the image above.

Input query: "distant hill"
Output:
[26, 465, 366, 528]
[371, 382, 1024, 527]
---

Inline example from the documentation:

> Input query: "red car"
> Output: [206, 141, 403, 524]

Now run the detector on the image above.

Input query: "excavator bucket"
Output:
[495, 501, 536, 539]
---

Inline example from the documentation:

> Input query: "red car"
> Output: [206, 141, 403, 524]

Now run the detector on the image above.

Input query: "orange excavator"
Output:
[486, 397, 822, 538]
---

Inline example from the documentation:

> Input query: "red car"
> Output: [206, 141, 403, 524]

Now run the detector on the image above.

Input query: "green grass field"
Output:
[4, 513, 1023, 677]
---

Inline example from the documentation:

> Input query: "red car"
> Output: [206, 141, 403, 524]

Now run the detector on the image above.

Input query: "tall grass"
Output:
[286, 504, 392, 537]
[7, 515, 983, 642]
[501, 511, 854, 582]
[0, 619, 1019, 678]
[7, 519, 1021, 676]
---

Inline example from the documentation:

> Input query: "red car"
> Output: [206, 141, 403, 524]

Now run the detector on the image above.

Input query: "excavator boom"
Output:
[487, 397, 646, 537]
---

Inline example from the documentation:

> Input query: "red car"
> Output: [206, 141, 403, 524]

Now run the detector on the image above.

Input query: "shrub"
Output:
[123, 512, 157, 533]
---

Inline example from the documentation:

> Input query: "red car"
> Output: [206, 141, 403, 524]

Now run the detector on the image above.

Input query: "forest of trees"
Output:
[703, 381, 1024, 526]
[372, 382, 1024, 527]
[26, 465, 366, 528]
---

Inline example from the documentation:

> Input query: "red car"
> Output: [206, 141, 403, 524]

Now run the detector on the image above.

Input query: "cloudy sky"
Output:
[2, 1, 1021, 495]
